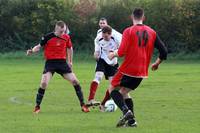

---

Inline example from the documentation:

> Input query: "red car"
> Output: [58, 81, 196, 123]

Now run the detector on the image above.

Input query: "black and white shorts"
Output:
[43, 59, 72, 76]
[95, 58, 118, 80]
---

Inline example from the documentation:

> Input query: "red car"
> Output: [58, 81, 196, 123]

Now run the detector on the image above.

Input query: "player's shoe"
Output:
[99, 104, 105, 112]
[116, 110, 134, 127]
[81, 105, 90, 113]
[123, 121, 137, 128]
[86, 99, 100, 107]
[33, 105, 40, 114]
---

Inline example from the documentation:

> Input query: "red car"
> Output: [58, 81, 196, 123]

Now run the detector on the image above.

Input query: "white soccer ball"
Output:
[104, 99, 118, 112]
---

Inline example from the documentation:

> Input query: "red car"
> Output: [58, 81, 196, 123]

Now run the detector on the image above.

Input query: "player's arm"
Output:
[67, 47, 73, 68]
[26, 44, 41, 56]
[94, 51, 100, 61]
[94, 36, 101, 60]
[66, 36, 73, 68]
[151, 34, 168, 71]
[27, 34, 48, 56]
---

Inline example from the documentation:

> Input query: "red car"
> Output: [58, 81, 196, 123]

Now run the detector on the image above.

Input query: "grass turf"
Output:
[0, 58, 199, 133]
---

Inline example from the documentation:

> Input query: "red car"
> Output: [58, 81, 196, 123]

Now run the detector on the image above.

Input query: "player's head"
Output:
[55, 20, 67, 36]
[132, 8, 144, 21]
[102, 25, 112, 41]
[99, 17, 108, 29]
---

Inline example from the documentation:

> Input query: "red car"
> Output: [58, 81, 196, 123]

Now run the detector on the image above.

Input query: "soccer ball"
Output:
[104, 99, 118, 112]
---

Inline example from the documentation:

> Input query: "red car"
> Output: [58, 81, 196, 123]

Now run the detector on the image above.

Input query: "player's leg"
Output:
[108, 72, 131, 127]
[87, 71, 104, 106]
[109, 86, 131, 115]
[111, 75, 143, 127]
[100, 63, 118, 111]
[120, 90, 133, 114]
[99, 89, 110, 112]
[63, 72, 89, 112]
[99, 76, 112, 111]
[34, 72, 53, 113]
[109, 86, 133, 127]
[120, 88, 137, 127]
[87, 59, 105, 106]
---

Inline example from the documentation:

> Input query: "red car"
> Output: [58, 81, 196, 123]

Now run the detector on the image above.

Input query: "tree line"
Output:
[0, 0, 199, 54]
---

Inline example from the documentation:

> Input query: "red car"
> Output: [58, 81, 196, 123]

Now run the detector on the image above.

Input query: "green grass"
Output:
[0, 58, 200, 133]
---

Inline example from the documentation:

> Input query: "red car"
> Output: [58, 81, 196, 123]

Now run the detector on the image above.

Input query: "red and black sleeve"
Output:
[40, 32, 56, 46]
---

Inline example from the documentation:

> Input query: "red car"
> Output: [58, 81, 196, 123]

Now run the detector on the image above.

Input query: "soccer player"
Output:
[96, 17, 122, 38]
[26, 21, 90, 113]
[96, 17, 108, 35]
[108, 8, 168, 127]
[86, 25, 122, 110]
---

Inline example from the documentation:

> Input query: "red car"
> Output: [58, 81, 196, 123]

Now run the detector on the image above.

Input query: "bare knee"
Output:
[120, 88, 131, 99]
[93, 72, 104, 84]
[40, 82, 48, 89]
[71, 79, 79, 86]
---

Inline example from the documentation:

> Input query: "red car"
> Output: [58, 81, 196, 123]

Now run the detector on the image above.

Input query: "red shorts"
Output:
[111, 71, 143, 90]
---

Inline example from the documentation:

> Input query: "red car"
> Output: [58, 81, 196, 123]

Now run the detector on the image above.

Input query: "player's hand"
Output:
[151, 63, 159, 71]
[26, 49, 33, 56]
[94, 52, 99, 61]
[68, 62, 73, 69]
[108, 51, 115, 60]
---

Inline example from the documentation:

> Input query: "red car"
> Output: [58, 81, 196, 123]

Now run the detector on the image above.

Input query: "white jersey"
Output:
[94, 29, 122, 65]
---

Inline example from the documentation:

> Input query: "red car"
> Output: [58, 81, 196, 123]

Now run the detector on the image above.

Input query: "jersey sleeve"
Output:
[94, 35, 101, 52]
[113, 29, 122, 48]
[154, 34, 168, 60]
[117, 28, 130, 57]
[39, 33, 55, 47]
[97, 29, 102, 35]
[39, 35, 48, 46]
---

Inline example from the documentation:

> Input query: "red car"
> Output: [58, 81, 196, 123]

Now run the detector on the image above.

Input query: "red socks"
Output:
[88, 81, 98, 101]
[101, 89, 111, 105]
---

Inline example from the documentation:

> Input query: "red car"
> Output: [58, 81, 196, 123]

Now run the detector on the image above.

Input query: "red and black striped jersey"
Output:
[40, 32, 72, 60]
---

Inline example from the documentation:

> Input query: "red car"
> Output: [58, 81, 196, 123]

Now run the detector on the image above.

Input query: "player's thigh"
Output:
[105, 64, 118, 80]
[120, 76, 143, 90]
[63, 72, 79, 85]
[107, 76, 113, 88]
[40, 72, 53, 88]
[95, 59, 106, 72]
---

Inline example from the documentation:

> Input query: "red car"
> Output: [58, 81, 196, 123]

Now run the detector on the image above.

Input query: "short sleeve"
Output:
[112, 29, 122, 47]
[40, 36, 48, 46]
[39, 32, 55, 46]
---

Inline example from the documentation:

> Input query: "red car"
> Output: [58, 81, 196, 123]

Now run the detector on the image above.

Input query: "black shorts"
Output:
[43, 59, 72, 75]
[95, 58, 118, 80]
[112, 71, 143, 90]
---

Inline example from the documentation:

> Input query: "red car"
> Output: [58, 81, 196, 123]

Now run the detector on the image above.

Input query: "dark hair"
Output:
[56, 20, 66, 28]
[132, 8, 144, 20]
[102, 25, 112, 34]
[99, 17, 107, 22]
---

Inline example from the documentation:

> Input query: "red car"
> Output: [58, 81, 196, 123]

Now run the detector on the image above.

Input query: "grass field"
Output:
[0, 58, 200, 133]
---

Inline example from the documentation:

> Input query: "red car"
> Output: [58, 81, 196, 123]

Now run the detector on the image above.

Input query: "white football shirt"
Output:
[94, 29, 122, 65]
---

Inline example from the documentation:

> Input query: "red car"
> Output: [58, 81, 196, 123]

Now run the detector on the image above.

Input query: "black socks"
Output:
[74, 85, 84, 106]
[125, 98, 134, 117]
[110, 90, 129, 114]
[36, 87, 45, 107]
